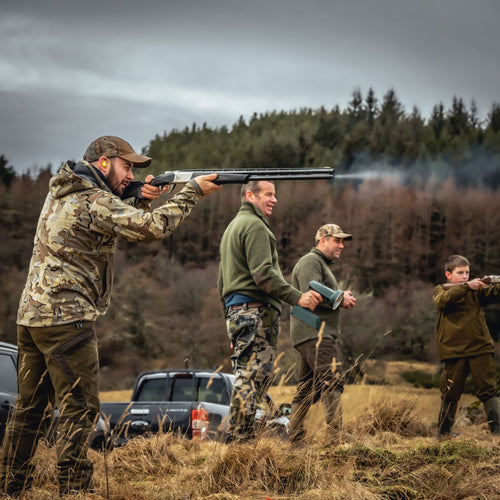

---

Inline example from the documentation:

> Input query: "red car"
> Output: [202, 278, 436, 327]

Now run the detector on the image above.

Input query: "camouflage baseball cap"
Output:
[315, 223, 352, 243]
[83, 136, 152, 168]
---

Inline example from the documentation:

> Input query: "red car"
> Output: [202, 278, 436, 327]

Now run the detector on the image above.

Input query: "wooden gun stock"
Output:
[442, 275, 500, 290]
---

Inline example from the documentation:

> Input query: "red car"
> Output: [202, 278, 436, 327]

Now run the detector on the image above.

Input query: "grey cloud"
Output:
[1, 0, 499, 174]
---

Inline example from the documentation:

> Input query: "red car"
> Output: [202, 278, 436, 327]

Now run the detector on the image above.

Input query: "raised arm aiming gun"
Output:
[442, 275, 500, 290]
[122, 167, 335, 199]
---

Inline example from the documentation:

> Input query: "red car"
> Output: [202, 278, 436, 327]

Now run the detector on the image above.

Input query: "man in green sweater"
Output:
[433, 254, 500, 438]
[289, 223, 356, 445]
[218, 180, 322, 443]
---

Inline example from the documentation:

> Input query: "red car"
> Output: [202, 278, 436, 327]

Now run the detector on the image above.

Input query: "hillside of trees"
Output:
[1, 88, 500, 389]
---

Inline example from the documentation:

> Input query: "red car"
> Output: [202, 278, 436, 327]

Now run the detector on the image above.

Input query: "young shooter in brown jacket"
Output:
[433, 254, 500, 437]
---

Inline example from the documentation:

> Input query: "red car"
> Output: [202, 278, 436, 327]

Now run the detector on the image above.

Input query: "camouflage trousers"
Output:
[0, 322, 99, 496]
[226, 305, 280, 442]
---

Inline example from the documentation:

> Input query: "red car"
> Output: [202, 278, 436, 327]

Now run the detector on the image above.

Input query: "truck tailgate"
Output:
[101, 401, 195, 444]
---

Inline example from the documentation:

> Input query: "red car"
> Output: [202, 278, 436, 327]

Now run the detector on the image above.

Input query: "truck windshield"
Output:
[170, 375, 194, 401]
[135, 377, 169, 402]
[134, 373, 231, 405]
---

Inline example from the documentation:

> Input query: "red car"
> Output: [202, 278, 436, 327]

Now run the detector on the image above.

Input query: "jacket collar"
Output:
[50, 161, 115, 199]
[72, 161, 115, 193]
[240, 201, 270, 227]
[311, 246, 334, 265]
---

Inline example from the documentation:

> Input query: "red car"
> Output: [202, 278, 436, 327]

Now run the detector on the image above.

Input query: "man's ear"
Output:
[445, 271, 452, 281]
[95, 156, 110, 175]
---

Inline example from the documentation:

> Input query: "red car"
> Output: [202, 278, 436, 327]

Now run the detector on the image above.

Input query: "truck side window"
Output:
[196, 377, 230, 405]
[0, 353, 18, 394]
[136, 378, 169, 402]
[170, 376, 193, 401]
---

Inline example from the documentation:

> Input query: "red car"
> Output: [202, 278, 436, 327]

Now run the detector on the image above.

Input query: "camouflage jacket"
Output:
[17, 161, 203, 327]
[433, 283, 500, 360]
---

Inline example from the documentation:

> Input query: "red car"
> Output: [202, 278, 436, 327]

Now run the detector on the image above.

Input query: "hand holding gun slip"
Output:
[122, 167, 335, 199]
[291, 281, 345, 330]
[442, 275, 500, 290]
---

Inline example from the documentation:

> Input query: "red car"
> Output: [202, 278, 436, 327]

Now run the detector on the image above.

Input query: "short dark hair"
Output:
[445, 255, 470, 273]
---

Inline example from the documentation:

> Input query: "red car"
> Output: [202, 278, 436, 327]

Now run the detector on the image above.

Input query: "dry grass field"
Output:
[5, 362, 500, 499]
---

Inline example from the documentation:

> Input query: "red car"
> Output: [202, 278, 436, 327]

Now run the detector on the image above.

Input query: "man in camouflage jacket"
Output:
[217, 180, 321, 443]
[0, 136, 220, 496]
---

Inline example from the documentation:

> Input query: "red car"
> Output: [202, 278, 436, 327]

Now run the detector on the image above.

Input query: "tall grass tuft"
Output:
[353, 396, 432, 437]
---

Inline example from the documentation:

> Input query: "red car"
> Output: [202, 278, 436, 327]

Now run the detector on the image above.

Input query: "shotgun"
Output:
[122, 167, 335, 199]
[442, 275, 500, 290]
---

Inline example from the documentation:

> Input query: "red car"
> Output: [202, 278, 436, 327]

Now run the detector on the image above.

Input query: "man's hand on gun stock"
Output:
[193, 173, 223, 195]
[140, 175, 167, 200]
[140, 173, 222, 199]
[297, 290, 323, 311]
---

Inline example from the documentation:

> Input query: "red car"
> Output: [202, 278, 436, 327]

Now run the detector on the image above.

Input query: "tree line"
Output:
[144, 88, 500, 188]
[1, 88, 499, 388]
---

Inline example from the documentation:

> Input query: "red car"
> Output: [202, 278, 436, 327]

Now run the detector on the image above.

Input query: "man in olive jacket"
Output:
[433, 254, 500, 437]
[218, 180, 321, 443]
[289, 223, 356, 444]
[0, 136, 221, 497]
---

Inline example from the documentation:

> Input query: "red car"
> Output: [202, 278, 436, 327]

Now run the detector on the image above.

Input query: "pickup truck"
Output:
[0, 341, 108, 450]
[0, 342, 18, 444]
[100, 369, 290, 445]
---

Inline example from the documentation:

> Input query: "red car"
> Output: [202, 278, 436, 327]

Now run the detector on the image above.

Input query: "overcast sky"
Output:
[1, 0, 499, 175]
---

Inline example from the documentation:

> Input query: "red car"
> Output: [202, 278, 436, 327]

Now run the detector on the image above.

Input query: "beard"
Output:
[106, 162, 126, 195]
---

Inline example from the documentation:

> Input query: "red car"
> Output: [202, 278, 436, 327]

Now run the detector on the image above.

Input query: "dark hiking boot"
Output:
[437, 400, 458, 438]
[483, 397, 500, 435]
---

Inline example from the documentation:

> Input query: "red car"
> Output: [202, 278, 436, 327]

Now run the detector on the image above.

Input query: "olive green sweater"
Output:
[217, 201, 301, 313]
[290, 247, 342, 347]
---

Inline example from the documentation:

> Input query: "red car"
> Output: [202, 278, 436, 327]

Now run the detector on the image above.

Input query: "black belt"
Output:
[227, 301, 268, 312]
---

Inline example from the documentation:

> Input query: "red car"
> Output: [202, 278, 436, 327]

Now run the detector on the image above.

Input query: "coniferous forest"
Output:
[1, 88, 500, 389]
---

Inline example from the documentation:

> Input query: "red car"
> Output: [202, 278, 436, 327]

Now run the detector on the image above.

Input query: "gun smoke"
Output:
[336, 151, 500, 190]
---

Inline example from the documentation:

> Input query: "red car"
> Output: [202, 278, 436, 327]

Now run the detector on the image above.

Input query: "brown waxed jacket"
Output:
[17, 160, 203, 327]
[433, 283, 500, 361]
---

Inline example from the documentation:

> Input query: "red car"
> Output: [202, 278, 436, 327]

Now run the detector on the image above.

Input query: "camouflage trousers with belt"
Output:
[0, 322, 99, 496]
[225, 305, 280, 442]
